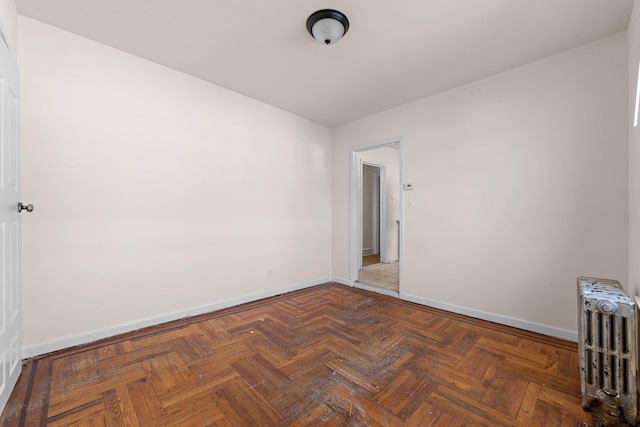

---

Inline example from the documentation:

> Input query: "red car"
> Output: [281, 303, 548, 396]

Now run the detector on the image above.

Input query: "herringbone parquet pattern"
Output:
[1, 283, 591, 426]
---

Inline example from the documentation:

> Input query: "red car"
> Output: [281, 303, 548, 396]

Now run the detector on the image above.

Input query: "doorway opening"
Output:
[361, 162, 384, 266]
[349, 138, 402, 297]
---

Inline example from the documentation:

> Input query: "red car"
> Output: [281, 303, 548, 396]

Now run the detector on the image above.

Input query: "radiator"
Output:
[578, 276, 637, 424]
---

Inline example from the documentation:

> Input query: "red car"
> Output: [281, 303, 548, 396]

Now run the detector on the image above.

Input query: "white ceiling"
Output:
[16, 0, 634, 127]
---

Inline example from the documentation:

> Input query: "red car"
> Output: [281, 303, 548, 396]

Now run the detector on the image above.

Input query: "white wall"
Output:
[19, 17, 332, 354]
[359, 146, 400, 262]
[0, 0, 16, 54]
[628, 0, 640, 296]
[15, 8, 630, 353]
[333, 34, 627, 337]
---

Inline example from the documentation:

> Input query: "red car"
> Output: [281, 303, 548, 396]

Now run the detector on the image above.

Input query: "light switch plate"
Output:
[403, 183, 414, 191]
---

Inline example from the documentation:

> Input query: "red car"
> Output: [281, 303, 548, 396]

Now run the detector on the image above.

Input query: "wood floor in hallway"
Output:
[1, 283, 591, 426]
[362, 254, 381, 267]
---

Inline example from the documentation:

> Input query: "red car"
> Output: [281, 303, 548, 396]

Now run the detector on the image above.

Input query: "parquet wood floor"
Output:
[1, 283, 592, 426]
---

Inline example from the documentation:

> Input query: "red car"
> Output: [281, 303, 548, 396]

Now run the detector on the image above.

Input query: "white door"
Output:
[0, 33, 22, 413]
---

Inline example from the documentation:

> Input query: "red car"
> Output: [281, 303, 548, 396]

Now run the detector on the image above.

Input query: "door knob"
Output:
[18, 202, 34, 213]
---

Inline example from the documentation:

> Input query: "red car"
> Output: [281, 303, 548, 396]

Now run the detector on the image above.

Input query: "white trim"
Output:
[402, 293, 578, 342]
[331, 276, 351, 286]
[397, 140, 404, 299]
[349, 151, 359, 282]
[635, 59, 640, 127]
[355, 157, 363, 271]
[362, 248, 374, 256]
[354, 281, 399, 298]
[22, 277, 330, 359]
[0, 16, 12, 56]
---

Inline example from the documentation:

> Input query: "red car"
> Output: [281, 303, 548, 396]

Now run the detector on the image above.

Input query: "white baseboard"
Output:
[24, 279, 576, 359]
[333, 282, 574, 341]
[402, 293, 578, 342]
[22, 277, 331, 359]
[331, 276, 351, 286]
[362, 248, 374, 256]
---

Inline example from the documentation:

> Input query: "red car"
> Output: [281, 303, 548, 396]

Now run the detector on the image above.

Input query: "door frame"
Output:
[349, 137, 403, 295]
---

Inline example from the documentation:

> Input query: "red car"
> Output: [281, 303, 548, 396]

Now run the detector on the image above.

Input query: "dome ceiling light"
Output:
[306, 9, 350, 46]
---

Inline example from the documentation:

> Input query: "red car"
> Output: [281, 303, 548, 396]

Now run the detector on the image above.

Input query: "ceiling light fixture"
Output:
[306, 9, 349, 46]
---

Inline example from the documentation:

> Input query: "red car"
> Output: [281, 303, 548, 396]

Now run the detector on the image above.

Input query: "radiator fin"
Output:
[578, 276, 637, 425]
